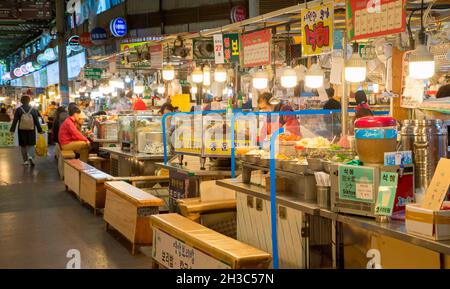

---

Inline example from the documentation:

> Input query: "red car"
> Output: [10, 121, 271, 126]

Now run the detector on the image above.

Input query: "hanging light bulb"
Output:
[214, 65, 227, 83]
[109, 73, 118, 88]
[134, 77, 145, 94]
[162, 64, 175, 81]
[345, 43, 367, 83]
[408, 43, 435, 79]
[191, 86, 198, 94]
[124, 73, 132, 84]
[115, 74, 125, 89]
[252, 70, 268, 90]
[408, 0, 435, 80]
[192, 66, 203, 84]
[280, 66, 298, 88]
[203, 65, 211, 86]
[157, 84, 165, 94]
[305, 63, 324, 88]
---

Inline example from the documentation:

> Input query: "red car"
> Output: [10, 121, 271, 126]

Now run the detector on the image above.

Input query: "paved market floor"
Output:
[0, 147, 153, 269]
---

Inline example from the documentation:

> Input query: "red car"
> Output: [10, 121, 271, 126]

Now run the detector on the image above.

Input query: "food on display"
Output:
[144, 142, 165, 154]
[278, 133, 302, 142]
[296, 137, 331, 149]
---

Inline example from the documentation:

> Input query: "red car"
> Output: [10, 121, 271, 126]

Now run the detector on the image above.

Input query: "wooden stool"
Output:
[80, 169, 113, 215]
[104, 181, 164, 255]
[150, 213, 272, 269]
[64, 159, 96, 198]
[58, 149, 76, 180]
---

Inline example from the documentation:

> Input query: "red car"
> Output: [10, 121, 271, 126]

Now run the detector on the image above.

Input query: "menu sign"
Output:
[346, 0, 406, 41]
[375, 172, 398, 216]
[301, 3, 334, 56]
[241, 29, 271, 68]
[150, 44, 163, 69]
[421, 158, 450, 211]
[339, 165, 375, 203]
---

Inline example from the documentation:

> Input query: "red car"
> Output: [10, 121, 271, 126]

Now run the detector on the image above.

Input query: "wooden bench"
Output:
[80, 169, 113, 215]
[150, 213, 272, 269]
[88, 154, 110, 172]
[104, 181, 164, 255]
[64, 159, 96, 198]
[56, 143, 75, 180]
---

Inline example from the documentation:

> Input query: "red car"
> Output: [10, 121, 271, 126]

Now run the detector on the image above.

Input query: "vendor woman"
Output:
[258, 92, 301, 140]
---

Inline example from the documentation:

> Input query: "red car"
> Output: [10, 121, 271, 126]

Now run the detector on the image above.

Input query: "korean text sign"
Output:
[301, 3, 334, 56]
[339, 164, 375, 203]
[241, 29, 271, 68]
[346, 0, 406, 41]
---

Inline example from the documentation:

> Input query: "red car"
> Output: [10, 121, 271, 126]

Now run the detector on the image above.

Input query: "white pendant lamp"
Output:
[252, 70, 268, 90]
[191, 86, 198, 94]
[124, 73, 132, 84]
[280, 66, 298, 88]
[214, 65, 227, 83]
[134, 77, 145, 94]
[162, 64, 175, 81]
[345, 43, 367, 83]
[408, 0, 435, 80]
[305, 63, 324, 88]
[157, 84, 165, 94]
[192, 66, 203, 84]
[408, 44, 435, 79]
[203, 65, 211, 86]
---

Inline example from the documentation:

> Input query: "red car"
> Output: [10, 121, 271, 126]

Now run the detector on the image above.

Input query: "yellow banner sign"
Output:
[301, 3, 334, 56]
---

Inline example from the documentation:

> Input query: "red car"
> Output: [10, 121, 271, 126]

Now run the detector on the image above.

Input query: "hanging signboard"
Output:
[213, 34, 225, 64]
[68, 35, 83, 52]
[193, 39, 215, 60]
[223, 33, 240, 63]
[230, 5, 247, 23]
[346, 0, 406, 41]
[301, 3, 333, 56]
[80, 32, 93, 47]
[90, 27, 108, 43]
[84, 68, 103, 80]
[110, 17, 127, 38]
[150, 44, 163, 70]
[241, 29, 271, 68]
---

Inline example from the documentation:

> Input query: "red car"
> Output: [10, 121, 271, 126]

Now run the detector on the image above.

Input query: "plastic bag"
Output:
[36, 134, 48, 157]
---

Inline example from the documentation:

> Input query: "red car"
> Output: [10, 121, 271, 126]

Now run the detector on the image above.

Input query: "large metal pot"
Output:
[401, 119, 448, 191]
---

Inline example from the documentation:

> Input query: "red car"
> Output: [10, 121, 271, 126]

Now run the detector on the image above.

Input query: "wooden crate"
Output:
[80, 170, 113, 215]
[104, 181, 164, 254]
[150, 213, 272, 269]
[64, 159, 96, 197]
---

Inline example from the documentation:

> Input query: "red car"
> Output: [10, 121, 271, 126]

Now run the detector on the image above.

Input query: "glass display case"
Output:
[93, 114, 118, 141]
[117, 111, 164, 154]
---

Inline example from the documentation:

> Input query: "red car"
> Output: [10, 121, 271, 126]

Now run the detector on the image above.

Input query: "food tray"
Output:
[307, 158, 324, 171]
[284, 162, 308, 174]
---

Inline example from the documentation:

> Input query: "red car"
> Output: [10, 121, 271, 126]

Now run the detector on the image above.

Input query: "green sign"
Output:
[84, 68, 102, 80]
[338, 164, 375, 203]
[375, 172, 398, 216]
[223, 33, 240, 63]
[0, 122, 14, 147]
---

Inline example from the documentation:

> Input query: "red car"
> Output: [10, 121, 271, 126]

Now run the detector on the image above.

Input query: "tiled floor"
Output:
[0, 147, 153, 268]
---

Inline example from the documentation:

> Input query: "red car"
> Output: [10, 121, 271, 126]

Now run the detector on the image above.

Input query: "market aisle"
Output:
[0, 147, 153, 269]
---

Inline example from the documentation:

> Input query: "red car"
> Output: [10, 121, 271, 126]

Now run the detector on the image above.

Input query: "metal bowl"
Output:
[275, 159, 284, 170]
[284, 162, 308, 174]
[281, 160, 297, 171]
[307, 158, 324, 171]
[260, 158, 270, 167]
[322, 160, 332, 173]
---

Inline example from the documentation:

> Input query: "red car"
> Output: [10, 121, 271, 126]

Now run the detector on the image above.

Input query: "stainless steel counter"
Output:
[100, 147, 166, 161]
[216, 179, 450, 256]
[155, 156, 233, 177]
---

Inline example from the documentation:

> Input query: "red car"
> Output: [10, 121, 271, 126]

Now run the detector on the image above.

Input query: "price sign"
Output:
[241, 29, 271, 68]
[375, 172, 398, 216]
[213, 34, 224, 64]
[339, 165, 375, 203]
[152, 228, 231, 269]
[421, 158, 450, 211]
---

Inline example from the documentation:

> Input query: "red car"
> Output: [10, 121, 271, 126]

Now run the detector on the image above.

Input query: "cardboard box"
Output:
[265, 176, 287, 193]
[405, 202, 450, 241]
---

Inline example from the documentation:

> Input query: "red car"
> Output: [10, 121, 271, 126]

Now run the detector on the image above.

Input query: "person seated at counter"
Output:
[58, 106, 90, 162]
[0, 107, 11, 122]
[258, 92, 301, 140]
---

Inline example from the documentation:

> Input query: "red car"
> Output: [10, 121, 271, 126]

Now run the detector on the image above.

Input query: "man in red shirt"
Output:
[59, 106, 90, 161]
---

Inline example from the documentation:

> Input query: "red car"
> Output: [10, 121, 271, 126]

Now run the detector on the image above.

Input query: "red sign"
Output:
[150, 44, 163, 69]
[241, 29, 271, 68]
[231, 5, 247, 23]
[80, 32, 93, 47]
[346, 0, 406, 41]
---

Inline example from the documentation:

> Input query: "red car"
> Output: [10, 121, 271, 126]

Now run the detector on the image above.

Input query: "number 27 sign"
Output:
[301, 3, 334, 56]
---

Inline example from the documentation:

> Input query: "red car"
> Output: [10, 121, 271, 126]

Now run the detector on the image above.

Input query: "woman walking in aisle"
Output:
[9, 95, 43, 166]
